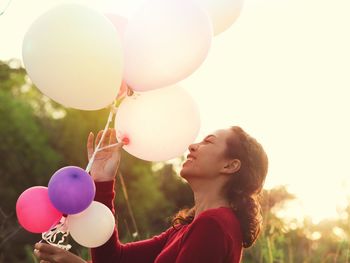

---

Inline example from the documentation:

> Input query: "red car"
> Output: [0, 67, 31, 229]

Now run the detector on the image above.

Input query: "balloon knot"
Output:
[122, 136, 130, 145]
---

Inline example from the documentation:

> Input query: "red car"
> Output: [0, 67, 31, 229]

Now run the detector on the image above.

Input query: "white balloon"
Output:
[124, 0, 213, 91]
[115, 86, 201, 161]
[67, 201, 115, 248]
[22, 4, 123, 110]
[200, 0, 244, 35]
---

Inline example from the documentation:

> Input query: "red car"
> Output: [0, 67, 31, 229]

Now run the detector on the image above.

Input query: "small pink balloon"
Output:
[16, 186, 62, 233]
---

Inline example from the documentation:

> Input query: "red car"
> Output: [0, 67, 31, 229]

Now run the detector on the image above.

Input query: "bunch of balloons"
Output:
[16, 166, 115, 248]
[18, 0, 243, 248]
[22, 0, 243, 162]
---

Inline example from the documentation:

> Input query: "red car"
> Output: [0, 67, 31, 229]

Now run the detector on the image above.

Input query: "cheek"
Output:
[180, 149, 224, 178]
[194, 156, 222, 175]
[200, 151, 226, 173]
[201, 160, 222, 175]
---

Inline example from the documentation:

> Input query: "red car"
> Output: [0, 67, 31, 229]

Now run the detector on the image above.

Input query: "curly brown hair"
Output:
[172, 126, 268, 248]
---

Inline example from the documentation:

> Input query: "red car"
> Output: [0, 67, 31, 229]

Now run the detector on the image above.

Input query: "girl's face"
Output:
[180, 128, 236, 180]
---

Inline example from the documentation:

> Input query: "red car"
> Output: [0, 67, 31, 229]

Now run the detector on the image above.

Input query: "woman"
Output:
[34, 126, 268, 263]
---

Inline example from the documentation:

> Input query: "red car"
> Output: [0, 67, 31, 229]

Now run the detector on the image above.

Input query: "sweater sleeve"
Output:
[90, 180, 173, 263]
[175, 216, 228, 263]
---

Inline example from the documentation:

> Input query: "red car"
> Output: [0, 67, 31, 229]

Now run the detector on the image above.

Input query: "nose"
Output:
[188, 143, 199, 152]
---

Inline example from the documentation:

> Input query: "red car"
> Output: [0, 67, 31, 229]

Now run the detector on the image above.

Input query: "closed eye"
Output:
[203, 135, 215, 144]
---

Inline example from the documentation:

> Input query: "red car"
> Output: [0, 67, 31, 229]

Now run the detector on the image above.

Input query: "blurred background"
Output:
[1, 0, 350, 262]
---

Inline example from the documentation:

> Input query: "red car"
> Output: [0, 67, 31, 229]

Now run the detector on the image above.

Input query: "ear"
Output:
[220, 159, 241, 175]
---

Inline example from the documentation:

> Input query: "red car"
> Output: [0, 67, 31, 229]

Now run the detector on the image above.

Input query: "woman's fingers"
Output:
[94, 129, 111, 148]
[89, 129, 122, 157]
[34, 243, 87, 263]
[97, 142, 125, 152]
[87, 132, 94, 161]
[35, 243, 59, 253]
[109, 128, 117, 145]
[34, 249, 54, 262]
[95, 130, 103, 148]
[101, 129, 111, 148]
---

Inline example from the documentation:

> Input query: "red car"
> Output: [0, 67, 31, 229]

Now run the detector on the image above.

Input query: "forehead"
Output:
[213, 128, 231, 136]
[210, 128, 233, 140]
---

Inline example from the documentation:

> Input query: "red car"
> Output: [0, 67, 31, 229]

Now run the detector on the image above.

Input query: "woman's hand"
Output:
[34, 243, 87, 263]
[87, 128, 124, 182]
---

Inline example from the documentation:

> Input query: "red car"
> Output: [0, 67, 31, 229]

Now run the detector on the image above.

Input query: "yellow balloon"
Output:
[22, 4, 123, 110]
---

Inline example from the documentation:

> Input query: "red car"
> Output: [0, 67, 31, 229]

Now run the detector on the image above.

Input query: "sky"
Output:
[1, 0, 350, 223]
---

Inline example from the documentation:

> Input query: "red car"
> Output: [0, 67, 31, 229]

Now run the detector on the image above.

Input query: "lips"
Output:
[186, 154, 196, 161]
[183, 154, 196, 166]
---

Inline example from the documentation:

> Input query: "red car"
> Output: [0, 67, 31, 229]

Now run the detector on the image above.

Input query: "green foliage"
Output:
[243, 187, 350, 263]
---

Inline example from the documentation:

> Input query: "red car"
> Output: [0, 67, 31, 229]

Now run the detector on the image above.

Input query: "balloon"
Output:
[115, 86, 201, 161]
[22, 4, 123, 110]
[199, 0, 244, 35]
[124, 0, 213, 91]
[105, 13, 128, 39]
[16, 186, 62, 233]
[48, 166, 95, 215]
[67, 201, 115, 248]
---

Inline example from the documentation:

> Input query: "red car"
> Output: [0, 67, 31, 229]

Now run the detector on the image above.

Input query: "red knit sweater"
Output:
[91, 181, 243, 263]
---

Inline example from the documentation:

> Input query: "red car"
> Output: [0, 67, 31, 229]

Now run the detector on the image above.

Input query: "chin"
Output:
[179, 166, 197, 181]
[179, 166, 190, 179]
[179, 167, 186, 178]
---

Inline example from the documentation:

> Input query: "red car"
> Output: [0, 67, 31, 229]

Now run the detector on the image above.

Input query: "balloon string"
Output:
[97, 143, 120, 152]
[35, 98, 125, 249]
[85, 101, 118, 173]
[118, 171, 139, 240]
[39, 217, 72, 251]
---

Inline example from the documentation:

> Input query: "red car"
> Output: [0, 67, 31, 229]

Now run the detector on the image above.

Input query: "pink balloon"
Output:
[123, 0, 213, 91]
[16, 186, 62, 233]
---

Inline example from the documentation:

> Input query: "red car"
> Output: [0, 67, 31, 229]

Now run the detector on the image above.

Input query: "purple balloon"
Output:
[48, 166, 95, 214]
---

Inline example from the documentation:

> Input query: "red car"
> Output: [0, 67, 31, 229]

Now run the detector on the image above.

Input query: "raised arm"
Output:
[91, 180, 174, 263]
[88, 129, 174, 263]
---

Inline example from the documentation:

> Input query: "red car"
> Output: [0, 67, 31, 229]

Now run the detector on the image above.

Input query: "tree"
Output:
[0, 61, 63, 261]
